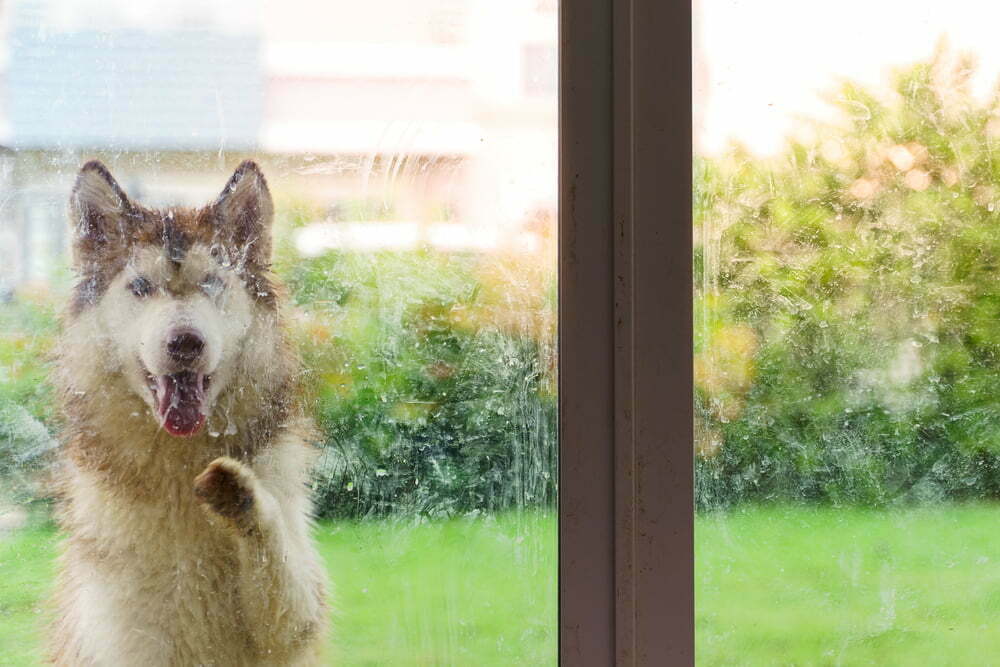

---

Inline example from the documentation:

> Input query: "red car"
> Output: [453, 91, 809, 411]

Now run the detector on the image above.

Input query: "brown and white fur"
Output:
[48, 161, 328, 665]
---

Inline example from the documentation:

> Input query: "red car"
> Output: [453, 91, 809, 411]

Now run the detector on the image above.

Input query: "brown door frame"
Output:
[560, 1, 693, 664]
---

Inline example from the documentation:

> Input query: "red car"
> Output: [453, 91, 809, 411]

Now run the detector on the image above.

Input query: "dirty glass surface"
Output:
[696, 2, 1000, 664]
[0, 1, 557, 664]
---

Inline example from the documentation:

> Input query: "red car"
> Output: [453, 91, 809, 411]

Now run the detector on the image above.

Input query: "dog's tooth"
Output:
[156, 376, 171, 414]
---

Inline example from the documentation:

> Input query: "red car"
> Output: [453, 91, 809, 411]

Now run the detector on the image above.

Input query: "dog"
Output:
[47, 160, 328, 665]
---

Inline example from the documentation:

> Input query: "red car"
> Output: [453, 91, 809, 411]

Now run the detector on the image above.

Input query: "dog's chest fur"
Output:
[57, 456, 258, 665]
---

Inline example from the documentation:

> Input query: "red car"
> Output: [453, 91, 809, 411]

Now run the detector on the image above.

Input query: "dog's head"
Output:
[67, 160, 279, 438]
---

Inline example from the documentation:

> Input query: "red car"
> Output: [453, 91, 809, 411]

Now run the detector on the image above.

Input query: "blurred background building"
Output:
[0, 0, 556, 293]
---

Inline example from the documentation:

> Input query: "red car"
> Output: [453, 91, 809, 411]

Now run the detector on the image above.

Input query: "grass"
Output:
[0, 522, 53, 667]
[0, 511, 556, 666]
[16, 503, 1000, 665]
[697, 503, 1000, 666]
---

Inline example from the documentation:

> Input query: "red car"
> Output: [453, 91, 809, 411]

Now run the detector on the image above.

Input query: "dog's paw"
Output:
[194, 457, 256, 524]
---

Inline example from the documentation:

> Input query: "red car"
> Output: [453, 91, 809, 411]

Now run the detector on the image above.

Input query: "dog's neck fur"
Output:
[63, 383, 288, 504]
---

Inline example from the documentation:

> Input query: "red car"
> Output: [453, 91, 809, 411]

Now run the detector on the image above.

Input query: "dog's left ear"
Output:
[211, 160, 274, 266]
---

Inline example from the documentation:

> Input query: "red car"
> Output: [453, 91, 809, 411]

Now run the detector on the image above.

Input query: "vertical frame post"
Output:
[561, 0, 692, 664]
[559, 0, 615, 662]
[614, 0, 694, 663]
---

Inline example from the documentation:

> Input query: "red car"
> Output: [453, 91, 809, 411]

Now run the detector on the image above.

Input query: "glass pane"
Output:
[695, 2, 1000, 663]
[0, 1, 557, 664]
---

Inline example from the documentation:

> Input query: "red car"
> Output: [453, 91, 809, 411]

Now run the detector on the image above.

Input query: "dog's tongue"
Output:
[156, 371, 206, 437]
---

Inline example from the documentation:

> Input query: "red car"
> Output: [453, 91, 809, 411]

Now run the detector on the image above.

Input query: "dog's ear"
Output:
[211, 160, 273, 267]
[69, 161, 136, 268]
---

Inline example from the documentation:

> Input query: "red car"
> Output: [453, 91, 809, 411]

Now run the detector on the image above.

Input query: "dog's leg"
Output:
[194, 456, 327, 663]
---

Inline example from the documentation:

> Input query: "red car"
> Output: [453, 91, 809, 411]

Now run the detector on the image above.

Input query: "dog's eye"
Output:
[200, 274, 225, 298]
[127, 276, 153, 298]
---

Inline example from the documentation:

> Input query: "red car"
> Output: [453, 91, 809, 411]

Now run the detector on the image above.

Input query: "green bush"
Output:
[0, 300, 58, 505]
[696, 50, 1000, 509]
[276, 245, 558, 518]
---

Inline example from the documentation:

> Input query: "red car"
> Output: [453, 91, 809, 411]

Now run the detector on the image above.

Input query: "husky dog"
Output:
[48, 161, 328, 665]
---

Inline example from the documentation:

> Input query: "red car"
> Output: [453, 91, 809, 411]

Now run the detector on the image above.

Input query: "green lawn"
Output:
[0, 522, 52, 667]
[0, 511, 556, 666]
[16, 504, 1000, 665]
[698, 503, 1000, 666]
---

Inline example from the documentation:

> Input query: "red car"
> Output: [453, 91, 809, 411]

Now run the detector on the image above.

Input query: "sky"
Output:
[695, 0, 1000, 156]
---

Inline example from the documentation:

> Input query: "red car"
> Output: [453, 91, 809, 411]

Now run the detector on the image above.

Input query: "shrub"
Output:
[0, 300, 59, 504]
[696, 49, 1000, 509]
[277, 246, 557, 518]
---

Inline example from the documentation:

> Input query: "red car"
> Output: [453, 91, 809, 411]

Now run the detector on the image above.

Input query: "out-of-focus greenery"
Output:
[0, 299, 56, 422]
[0, 299, 58, 505]
[697, 49, 1000, 508]
[277, 237, 557, 518]
[0, 511, 556, 666]
[0, 213, 557, 519]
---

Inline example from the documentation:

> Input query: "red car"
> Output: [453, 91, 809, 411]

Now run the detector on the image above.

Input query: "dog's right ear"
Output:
[210, 160, 273, 268]
[69, 161, 136, 268]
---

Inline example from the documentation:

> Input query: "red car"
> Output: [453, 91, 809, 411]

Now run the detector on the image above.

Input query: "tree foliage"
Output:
[697, 50, 1000, 508]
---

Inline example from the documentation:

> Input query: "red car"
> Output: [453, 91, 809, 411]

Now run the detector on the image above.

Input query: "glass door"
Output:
[696, 1, 1000, 663]
[0, 1, 557, 663]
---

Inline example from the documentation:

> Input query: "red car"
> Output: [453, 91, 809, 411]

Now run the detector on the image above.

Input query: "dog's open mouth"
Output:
[147, 371, 211, 437]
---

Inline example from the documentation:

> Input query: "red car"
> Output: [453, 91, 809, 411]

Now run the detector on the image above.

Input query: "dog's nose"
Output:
[167, 331, 205, 364]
